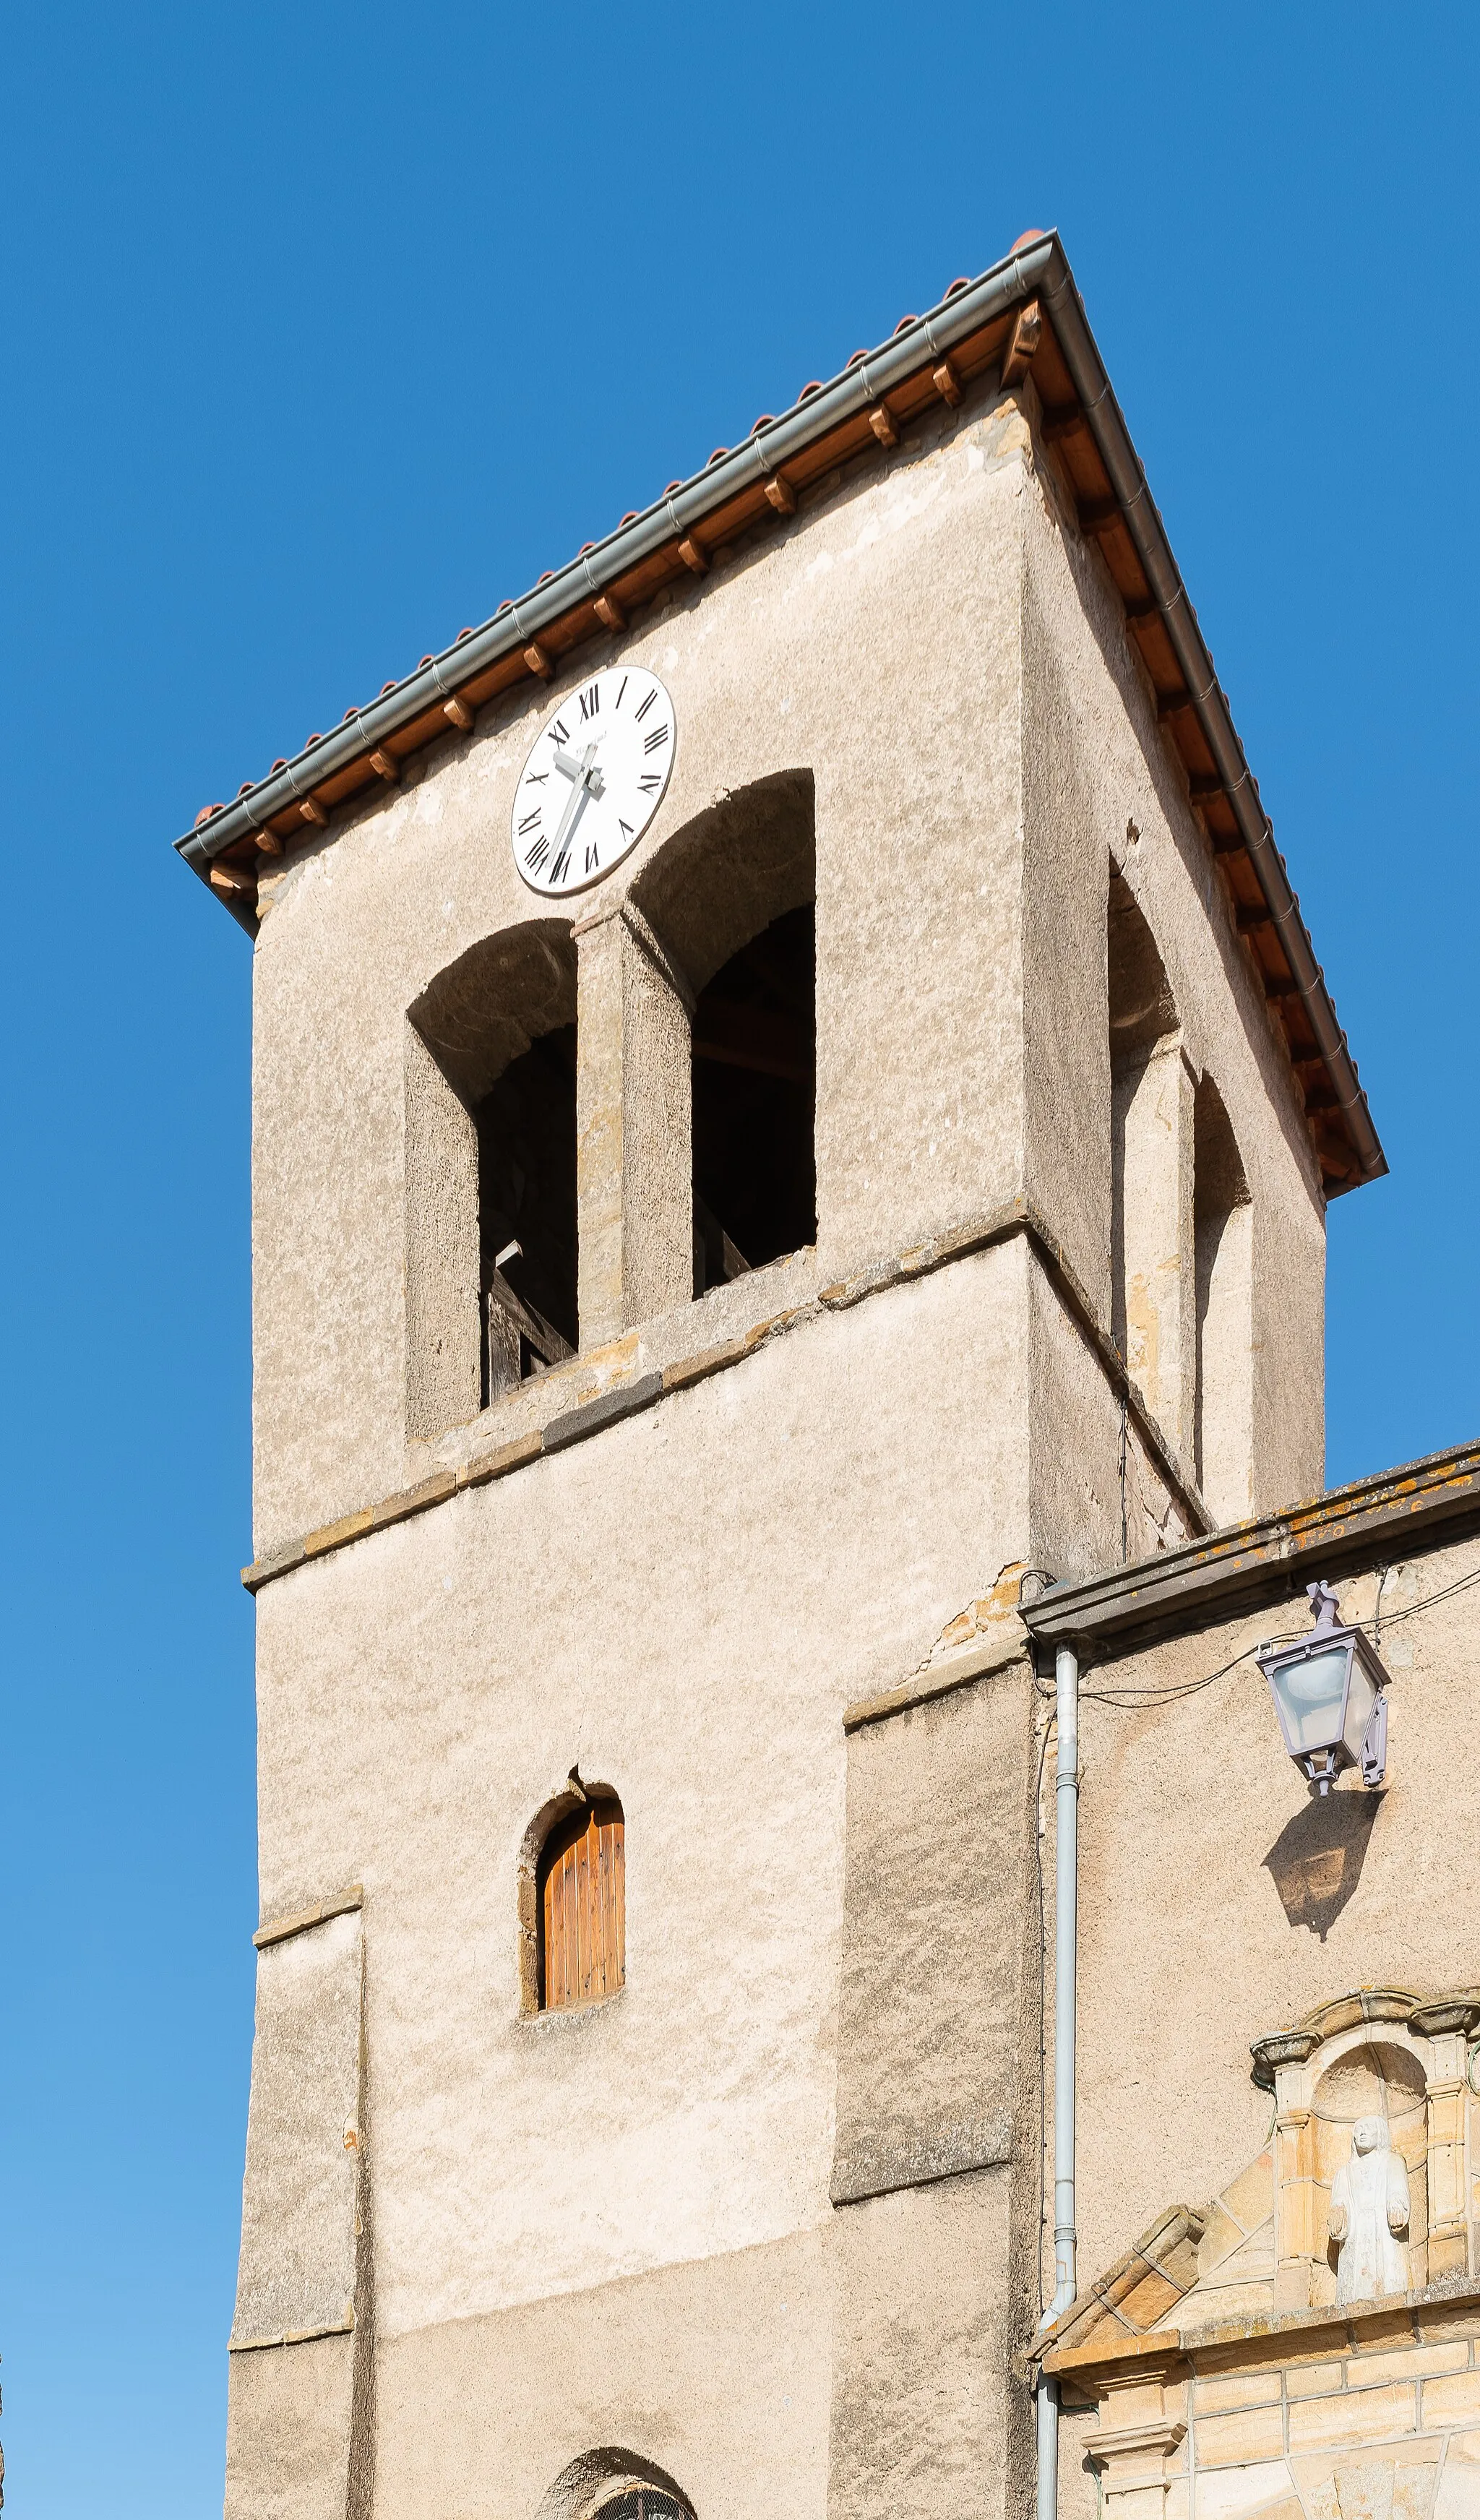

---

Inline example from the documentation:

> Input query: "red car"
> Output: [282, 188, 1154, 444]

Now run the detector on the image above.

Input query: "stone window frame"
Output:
[516, 1781, 627, 2021]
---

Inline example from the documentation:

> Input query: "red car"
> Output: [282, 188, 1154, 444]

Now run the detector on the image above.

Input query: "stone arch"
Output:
[1251, 1988, 1480, 2307]
[405, 921, 577, 1435]
[1108, 866, 1192, 1455]
[628, 767, 814, 998]
[630, 771, 817, 1291]
[517, 1778, 625, 2018]
[534, 2446, 694, 2520]
[1192, 1068, 1253, 1522]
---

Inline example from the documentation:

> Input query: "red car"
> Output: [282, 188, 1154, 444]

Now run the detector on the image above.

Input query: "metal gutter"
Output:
[174, 235, 1059, 884]
[1020, 1437, 1480, 1656]
[1037, 256, 1385, 1188]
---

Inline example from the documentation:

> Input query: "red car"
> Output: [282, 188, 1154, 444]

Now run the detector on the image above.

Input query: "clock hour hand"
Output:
[549, 746, 601, 867]
[553, 741, 606, 800]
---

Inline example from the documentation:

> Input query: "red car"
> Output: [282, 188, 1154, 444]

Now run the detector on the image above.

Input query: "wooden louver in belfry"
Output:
[538, 1797, 625, 2011]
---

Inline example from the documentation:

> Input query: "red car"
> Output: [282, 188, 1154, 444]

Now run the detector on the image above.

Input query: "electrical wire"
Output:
[1032, 1556, 1480, 1715]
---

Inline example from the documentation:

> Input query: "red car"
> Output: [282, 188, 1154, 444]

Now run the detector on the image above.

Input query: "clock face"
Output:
[510, 666, 676, 898]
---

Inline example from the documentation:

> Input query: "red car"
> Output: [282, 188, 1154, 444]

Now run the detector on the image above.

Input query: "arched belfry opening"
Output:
[691, 902, 815, 1289]
[1193, 1071, 1254, 1523]
[631, 770, 817, 1296]
[475, 1025, 578, 1387]
[1108, 869, 1192, 1458]
[405, 922, 577, 1435]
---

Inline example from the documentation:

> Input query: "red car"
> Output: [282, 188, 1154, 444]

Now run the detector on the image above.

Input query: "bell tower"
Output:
[181, 232, 1378, 2520]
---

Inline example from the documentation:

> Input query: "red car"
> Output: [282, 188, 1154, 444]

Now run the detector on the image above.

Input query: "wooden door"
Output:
[539, 1797, 624, 2010]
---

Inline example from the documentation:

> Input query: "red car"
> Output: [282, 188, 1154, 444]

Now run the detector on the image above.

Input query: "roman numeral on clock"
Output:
[524, 836, 551, 872]
[579, 682, 601, 721]
[517, 809, 543, 835]
[548, 717, 571, 748]
[643, 724, 668, 755]
[634, 689, 655, 723]
[585, 842, 601, 872]
[638, 773, 661, 794]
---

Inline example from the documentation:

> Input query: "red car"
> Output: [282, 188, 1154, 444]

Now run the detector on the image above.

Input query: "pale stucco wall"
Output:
[1062, 1536, 1480, 2318]
[253, 1248, 1033, 2331]
[246, 1243, 1040, 2515]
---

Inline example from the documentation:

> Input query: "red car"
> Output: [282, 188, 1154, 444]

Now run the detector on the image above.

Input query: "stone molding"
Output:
[252, 1884, 364, 1951]
[830, 2109, 1014, 2207]
[1040, 2283, 1480, 2520]
[241, 1197, 1211, 1593]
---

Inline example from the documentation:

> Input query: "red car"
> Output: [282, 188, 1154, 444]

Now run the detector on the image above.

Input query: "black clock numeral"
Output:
[638, 773, 661, 794]
[551, 845, 572, 885]
[517, 809, 543, 835]
[585, 841, 601, 873]
[548, 716, 571, 747]
[619, 819, 634, 841]
[578, 681, 601, 721]
[643, 724, 669, 755]
[524, 770, 548, 786]
[615, 675, 628, 711]
[525, 836, 551, 872]
[634, 689, 655, 723]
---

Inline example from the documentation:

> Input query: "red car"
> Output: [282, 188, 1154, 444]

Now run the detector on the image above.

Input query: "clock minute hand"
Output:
[549, 743, 601, 869]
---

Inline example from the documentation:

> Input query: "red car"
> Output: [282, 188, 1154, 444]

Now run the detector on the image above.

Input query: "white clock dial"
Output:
[510, 666, 676, 897]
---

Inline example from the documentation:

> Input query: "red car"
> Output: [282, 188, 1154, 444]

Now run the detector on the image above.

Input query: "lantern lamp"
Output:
[1257, 1582, 1390, 1795]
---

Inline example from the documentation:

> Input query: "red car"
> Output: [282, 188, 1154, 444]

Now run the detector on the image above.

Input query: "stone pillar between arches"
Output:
[574, 902, 694, 1348]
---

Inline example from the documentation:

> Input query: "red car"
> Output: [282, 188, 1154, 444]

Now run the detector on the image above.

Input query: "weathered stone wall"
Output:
[1018, 416, 1325, 1515]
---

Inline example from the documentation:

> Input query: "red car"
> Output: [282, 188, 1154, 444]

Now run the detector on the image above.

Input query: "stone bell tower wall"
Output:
[229, 354, 1342, 2520]
[238, 1233, 1041, 2520]
[248, 382, 1040, 1557]
[1016, 447, 1325, 1527]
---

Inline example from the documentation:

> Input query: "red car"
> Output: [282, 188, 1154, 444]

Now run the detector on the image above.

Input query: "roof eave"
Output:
[175, 231, 1383, 1192]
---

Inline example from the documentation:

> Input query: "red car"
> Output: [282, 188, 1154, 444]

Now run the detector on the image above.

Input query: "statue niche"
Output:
[1328, 2112, 1410, 2305]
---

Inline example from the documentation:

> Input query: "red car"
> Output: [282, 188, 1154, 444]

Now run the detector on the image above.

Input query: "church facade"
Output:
[178, 231, 1480, 2520]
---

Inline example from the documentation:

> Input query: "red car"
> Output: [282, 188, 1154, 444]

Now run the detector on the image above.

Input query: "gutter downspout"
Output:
[1036, 1640, 1080, 2520]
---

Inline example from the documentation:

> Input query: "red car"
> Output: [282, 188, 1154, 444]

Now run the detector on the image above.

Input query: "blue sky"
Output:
[1, 3, 1476, 2509]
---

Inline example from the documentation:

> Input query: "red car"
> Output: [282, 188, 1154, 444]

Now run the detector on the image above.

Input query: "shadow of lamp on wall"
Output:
[1262, 1789, 1383, 1939]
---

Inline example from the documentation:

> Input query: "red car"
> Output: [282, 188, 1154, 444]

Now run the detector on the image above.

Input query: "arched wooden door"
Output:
[538, 1797, 624, 2011]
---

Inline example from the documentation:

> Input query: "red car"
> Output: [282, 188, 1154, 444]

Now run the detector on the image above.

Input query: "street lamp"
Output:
[1257, 1582, 1390, 1796]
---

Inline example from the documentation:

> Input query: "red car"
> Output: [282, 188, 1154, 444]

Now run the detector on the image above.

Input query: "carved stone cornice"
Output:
[1084, 2420, 1187, 2466]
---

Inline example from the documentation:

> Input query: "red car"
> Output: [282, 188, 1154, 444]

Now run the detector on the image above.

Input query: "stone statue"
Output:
[1328, 2115, 1410, 2305]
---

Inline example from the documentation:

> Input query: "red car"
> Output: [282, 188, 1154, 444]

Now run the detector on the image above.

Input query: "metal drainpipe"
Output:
[1036, 1640, 1080, 2520]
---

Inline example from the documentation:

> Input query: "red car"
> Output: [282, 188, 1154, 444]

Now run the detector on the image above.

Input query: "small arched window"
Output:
[537, 1794, 625, 2011]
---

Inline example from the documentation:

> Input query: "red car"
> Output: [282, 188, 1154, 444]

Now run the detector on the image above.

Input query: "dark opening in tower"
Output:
[475, 1023, 578, 1398]
[690, 902, 817, 1294]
